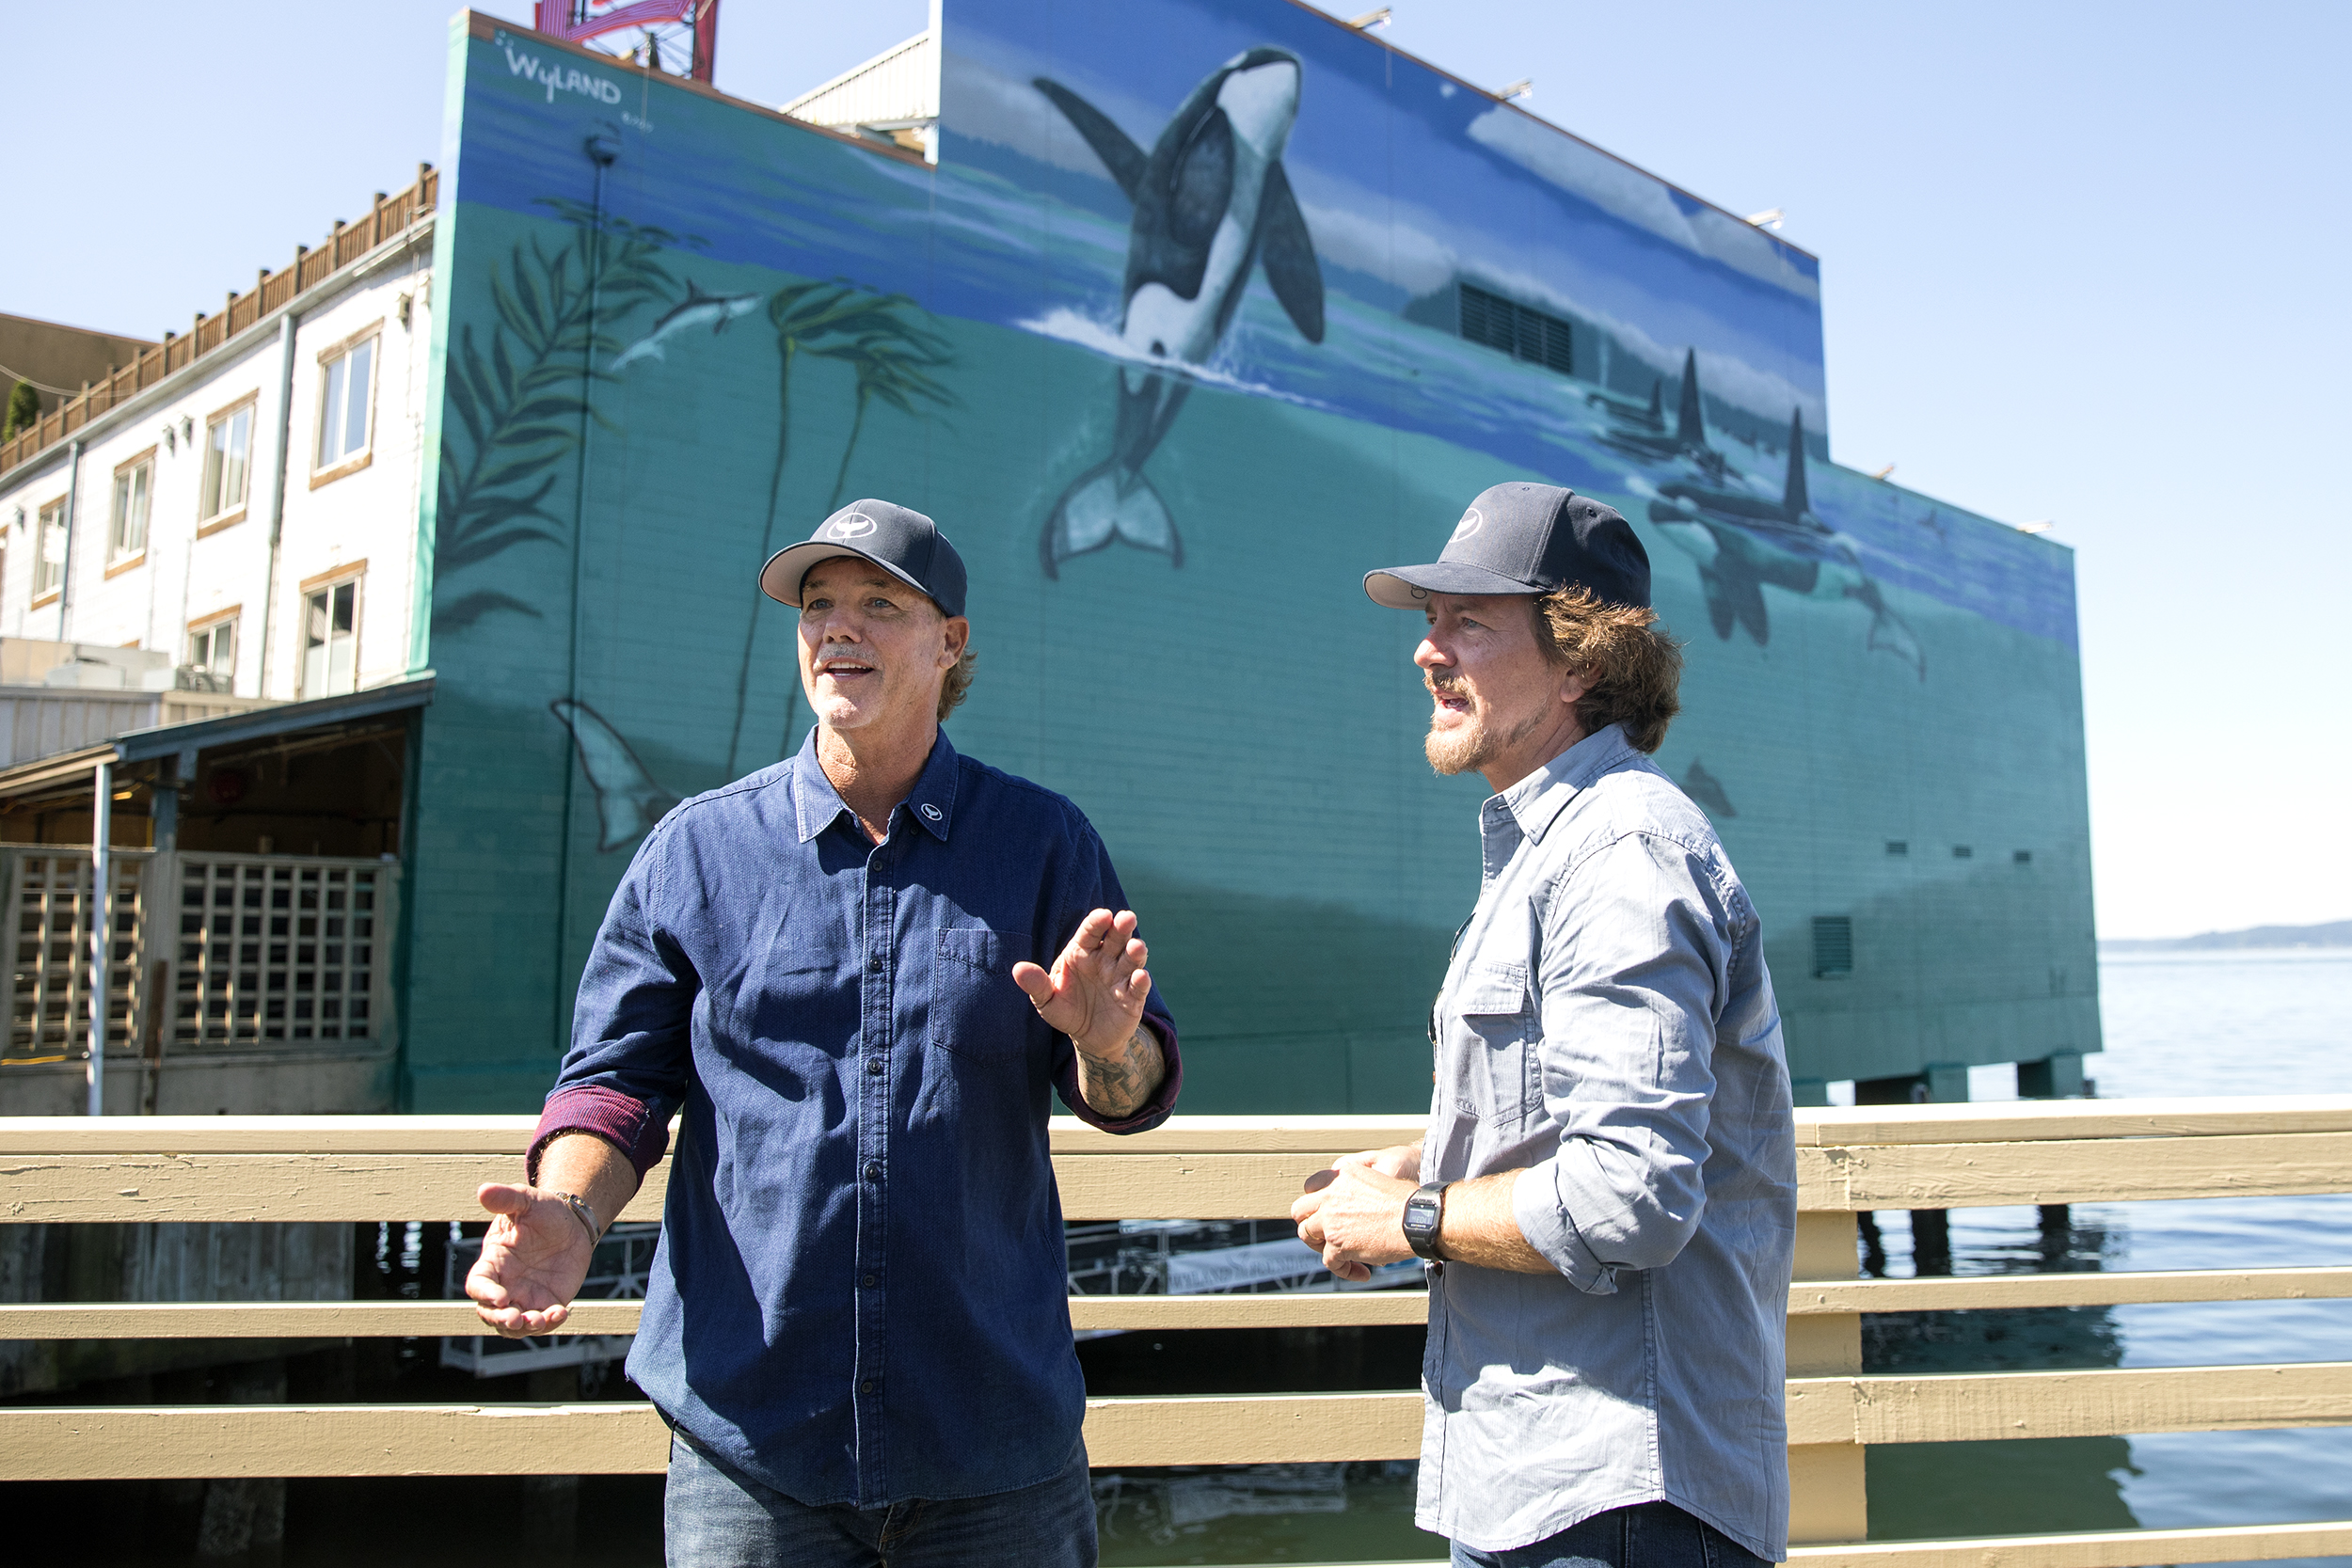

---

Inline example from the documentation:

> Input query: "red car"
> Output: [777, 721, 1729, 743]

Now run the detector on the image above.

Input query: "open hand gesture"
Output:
[1013, 907, 1151, 1057]
[466, 1183, 596, 1338]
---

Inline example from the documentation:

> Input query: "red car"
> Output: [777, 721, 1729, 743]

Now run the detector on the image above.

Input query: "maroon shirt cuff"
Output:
[530, 1084, 673, 1183]
[1057, 1013, 1183, 1134]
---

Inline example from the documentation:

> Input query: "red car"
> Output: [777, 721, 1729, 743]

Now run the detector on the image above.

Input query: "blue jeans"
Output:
[1452, 1501, 1773, 1568]
[663, 1428, 1098, 1568]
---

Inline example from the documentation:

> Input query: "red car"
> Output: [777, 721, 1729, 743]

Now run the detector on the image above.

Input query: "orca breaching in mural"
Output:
[1629, 356, 1926, 680]
[1033, 48, 1326, 578]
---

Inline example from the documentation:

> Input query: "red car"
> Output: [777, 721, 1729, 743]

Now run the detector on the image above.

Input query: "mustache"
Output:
[1425, 675, 1468, 697]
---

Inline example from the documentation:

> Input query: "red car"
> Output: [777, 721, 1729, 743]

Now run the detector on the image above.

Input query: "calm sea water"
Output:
[1093, 948, 2352, 1565]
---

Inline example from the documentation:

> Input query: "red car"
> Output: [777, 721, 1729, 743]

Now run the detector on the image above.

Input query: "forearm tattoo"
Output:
[1078, 1024, 1164, 1118]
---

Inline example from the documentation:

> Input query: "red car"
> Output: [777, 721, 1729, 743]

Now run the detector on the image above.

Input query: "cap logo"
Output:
[1450, 508, 1483, 542]
[825, 513, 878, 541]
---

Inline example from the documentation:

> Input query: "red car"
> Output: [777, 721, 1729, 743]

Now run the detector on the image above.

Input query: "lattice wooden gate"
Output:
[170, 855, 398, 1051]
[2, 848, 151, 1066]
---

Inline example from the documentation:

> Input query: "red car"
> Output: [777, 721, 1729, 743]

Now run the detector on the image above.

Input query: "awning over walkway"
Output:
[0, 676, 435, 800]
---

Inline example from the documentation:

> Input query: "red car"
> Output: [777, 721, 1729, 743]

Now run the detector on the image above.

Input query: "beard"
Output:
[1424, 685, 1545, 776]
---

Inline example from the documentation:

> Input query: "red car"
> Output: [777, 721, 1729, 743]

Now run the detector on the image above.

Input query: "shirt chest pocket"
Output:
[930, 927, 1038, 1062]
[1454, 962, 1537, 1129]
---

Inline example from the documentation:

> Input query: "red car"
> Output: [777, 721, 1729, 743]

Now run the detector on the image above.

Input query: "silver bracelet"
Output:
[548, 1189, 603, 1245]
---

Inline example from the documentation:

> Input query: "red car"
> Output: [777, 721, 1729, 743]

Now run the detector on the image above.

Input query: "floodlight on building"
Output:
[1870, 463, 1896, 481]
[2018, 520, 2056, 534]
[1745, 208, 1785, 230]
[1347, 8, 1392, 28]
[1500, 78, 1533, 101]
[162, 424, 176, 454]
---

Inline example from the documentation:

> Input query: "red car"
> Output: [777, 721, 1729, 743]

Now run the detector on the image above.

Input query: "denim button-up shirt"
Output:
[532, 731, 1180, 1508]
[1418, 724, 1795, 1559]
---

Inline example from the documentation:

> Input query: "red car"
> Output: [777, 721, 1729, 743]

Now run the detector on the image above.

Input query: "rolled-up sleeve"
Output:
[1511, 831, 1731, 1292]
[530, 827, 697, 1182]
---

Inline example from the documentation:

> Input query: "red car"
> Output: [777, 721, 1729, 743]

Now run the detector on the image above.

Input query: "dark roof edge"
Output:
[112, 674, 437, 762]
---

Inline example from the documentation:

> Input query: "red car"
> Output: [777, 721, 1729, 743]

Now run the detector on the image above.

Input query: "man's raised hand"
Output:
[466, 1183, 597, 1338]
[1013, 907, 1151, 1057]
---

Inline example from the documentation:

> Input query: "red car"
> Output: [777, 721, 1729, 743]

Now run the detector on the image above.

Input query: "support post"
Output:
[87, 758, 112, 1117]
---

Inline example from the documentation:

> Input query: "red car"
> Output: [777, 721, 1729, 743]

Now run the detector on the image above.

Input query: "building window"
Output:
[1459, 283, 1574, 375]
[1811, 915, 1854, 978]
[187, 615, 237, 684]
[33, 499, 68, 602]
[200, 400, 254, 524]
[300, 577, 360, 697]
[109, 451, 154, 566]
[315, 330, 377, 474]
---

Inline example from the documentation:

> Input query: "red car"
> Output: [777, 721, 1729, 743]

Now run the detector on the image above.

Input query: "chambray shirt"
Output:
[532, 731, 1180, 1508]
[1418, 723, 1796, 1559]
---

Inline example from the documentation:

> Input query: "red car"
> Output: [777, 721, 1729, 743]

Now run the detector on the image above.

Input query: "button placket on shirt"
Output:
[851, 829, 899, 1506]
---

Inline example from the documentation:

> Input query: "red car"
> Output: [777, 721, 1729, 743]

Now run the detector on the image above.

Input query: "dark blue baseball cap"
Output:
[760, 499, 968, 619]
[1365, 483, 1650, 611]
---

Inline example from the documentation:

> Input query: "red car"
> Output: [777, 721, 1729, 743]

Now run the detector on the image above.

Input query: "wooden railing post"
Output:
[1788, 1209, 1867, 1544]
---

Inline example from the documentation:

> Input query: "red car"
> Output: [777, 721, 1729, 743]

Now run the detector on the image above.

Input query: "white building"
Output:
[0, 170, 440, 710]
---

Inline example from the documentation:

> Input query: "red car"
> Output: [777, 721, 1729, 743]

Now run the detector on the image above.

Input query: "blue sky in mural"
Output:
[10, 0, 2347, 940]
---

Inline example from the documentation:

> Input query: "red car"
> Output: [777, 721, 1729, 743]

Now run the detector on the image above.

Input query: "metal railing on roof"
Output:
[0, 166, 439, 478]
[3, 1100, 2350, 1566]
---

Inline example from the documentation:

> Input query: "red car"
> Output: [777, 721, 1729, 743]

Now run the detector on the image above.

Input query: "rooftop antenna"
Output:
[1347, 8, 1392, 28]
[534, 0, 721, 83]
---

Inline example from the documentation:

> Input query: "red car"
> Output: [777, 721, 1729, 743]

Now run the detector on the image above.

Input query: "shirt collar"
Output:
[790, 727, 961, 845]
[1489, 722, 1634, 844]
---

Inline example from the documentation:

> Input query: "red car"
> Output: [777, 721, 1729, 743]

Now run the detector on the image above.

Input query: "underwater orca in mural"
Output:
[1646, 408, 1927, 680]
[1033, 49, 1326, 578]
[611, 280, 763, 371]
[550, 699, 681, 850]
[1596, 349, 1733, 482]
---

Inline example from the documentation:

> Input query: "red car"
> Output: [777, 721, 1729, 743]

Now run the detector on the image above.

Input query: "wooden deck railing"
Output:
[0, 166, 438, 477]
[5, 1099, 2351, 1567]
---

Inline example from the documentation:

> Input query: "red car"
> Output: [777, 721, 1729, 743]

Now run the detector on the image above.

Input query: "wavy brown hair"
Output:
[938, 645, 977, 721]
[1529, 587, 1683, 753]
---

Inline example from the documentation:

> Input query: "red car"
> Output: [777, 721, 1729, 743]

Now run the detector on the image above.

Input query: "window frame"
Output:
[106, 446, 158, 576]
[310, 322, 383, 488]
[296, 562, 367, 700]
[32, 497, 69, 607]
[186, 605, 242, 687]
[198, 391, 260, 535]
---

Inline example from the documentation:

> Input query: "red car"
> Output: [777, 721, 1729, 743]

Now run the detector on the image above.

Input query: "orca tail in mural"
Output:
[1681, 757, 1739, 819]
[1849, 578, 1927, 681]
[1040, 460, 1183, 578]
[550, 699, 683, 851]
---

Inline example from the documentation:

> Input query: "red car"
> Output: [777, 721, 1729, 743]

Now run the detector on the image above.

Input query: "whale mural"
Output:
[1646, 406, 1926, 678]
[1033, 47, 1326, 578]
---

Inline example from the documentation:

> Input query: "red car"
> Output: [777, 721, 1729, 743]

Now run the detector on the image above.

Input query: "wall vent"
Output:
[1952, 845, 1974, 860]
[1460, 283, 1573, 374]
[1884, 840, 1908, 857]
[2013, 849, 2033, 864]
[1811, 915, 1854, 978]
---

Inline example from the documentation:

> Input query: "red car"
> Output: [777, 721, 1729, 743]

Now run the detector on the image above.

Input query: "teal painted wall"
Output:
[399, 6, 2095, 1112]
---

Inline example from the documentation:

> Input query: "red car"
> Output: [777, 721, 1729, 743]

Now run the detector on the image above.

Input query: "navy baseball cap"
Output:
[1365, 483, 1650, 611]
[760, 499, 968, 619]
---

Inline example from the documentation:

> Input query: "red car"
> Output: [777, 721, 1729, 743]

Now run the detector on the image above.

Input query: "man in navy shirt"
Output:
[467, 499, 1180, 1567]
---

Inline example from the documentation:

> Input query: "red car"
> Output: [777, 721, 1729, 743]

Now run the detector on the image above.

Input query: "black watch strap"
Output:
[1402, 1181, 1447, 1262]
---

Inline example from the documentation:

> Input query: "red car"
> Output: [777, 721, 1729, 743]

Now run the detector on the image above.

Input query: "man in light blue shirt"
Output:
[1295, 482, 1797, 1566]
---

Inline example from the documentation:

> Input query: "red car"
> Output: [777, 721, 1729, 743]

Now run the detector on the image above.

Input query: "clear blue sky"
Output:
[8, 1, 2344, 940]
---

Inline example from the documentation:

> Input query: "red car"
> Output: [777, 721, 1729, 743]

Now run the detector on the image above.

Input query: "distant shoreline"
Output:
[2100, 918, 2350, 953]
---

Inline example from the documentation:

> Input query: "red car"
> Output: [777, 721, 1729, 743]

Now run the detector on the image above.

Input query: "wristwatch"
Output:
[1402, 1181, 1448, 1262]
